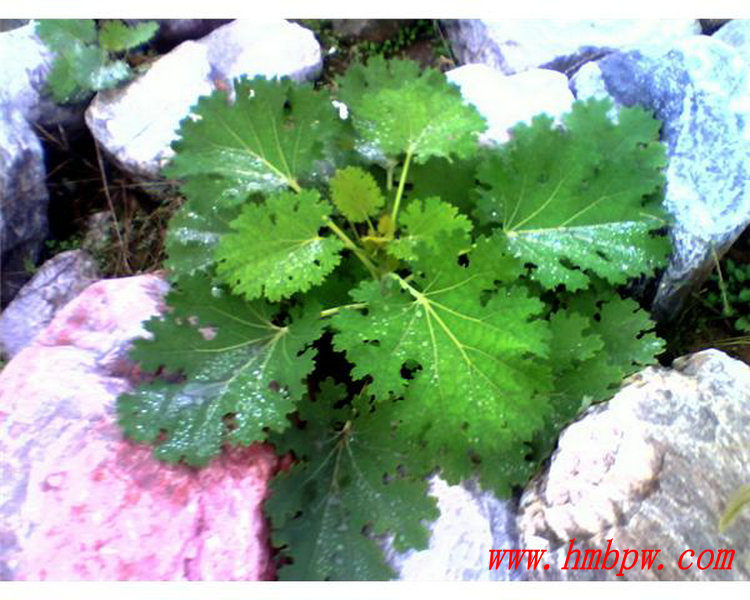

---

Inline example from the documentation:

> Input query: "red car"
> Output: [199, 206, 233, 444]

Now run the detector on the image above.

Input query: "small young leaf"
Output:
[37, 19, 134, 103]
[216, 189, 344, 302]
[330, 166, 384, 223]
[117, 275, 323, 466]
[98, 20, 158, 52]
[388, 197, 472, 261]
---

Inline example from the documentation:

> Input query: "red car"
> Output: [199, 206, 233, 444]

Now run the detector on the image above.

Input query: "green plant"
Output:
[704, 257, 750, 333]
[37, 19, 158, 104]
[116, 57, 670, 580]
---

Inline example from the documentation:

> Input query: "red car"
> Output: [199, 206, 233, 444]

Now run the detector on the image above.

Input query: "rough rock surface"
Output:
[446, 64, 574, 145]
[0, 250, 99, 359]
[86, 19, 322, 179]
[519, 349, 750, 581]
[570, 36, 750, 319]
[443, 20, 701, 76]
[387, 477, 521, 581]
[0, 274, 277, 580]
[714, 19, 750, 56]
[0, 104, 49, 308]
[85, 41, 213, 179]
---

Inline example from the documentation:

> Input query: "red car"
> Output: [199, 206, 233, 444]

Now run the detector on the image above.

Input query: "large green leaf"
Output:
[336, 57, 486, 163]
[266, 380, 439, 580]
[215, 189, 344, 302]
[477, 99, 670, 290]
[117, 274, 323, 465]
[164, 77, 341, 195]
[332, 241, 551, 493]
[164, 176, 242, 278]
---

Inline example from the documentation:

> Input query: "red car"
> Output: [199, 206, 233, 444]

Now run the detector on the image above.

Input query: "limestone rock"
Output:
[85, 41, 213, 179]
[446, 64, 574, 145]
[85, 19, 322, 179]
[443, 20, 700, 76]
[0, 250, 99, 359]
[0, 104, 49, 307]
[570, 36, 750, 319]
[0, 274, 277, 580]
[519, 350, 750, 581]
[386, 477, 522, 581]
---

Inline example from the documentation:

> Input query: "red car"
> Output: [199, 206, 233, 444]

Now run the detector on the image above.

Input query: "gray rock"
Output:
[0, 250, 99, 359]
[0, 22, 82, 128]
[519, 349, 750, 581]
[570, 36, 750, 320]
[446, 64, 574, 145]
[0, 20, 29, 33]
[443, 20, 701, 76]
[0, 105, 49, 307]
[387, 476, 522, 580]
[86, 19, 322, 179]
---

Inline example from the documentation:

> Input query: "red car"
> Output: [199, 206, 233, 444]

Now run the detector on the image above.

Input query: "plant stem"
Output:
[319, 303, 368, 318]
[390, 147, 415, 228]
[325, 217, 379, 278]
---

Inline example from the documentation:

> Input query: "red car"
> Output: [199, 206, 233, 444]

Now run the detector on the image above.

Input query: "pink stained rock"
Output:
[0, 274, 279, 580]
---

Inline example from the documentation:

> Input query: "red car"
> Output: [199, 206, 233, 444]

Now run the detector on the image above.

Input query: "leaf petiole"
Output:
[390, 147, 415, 229]
[324, 217, 379, 279]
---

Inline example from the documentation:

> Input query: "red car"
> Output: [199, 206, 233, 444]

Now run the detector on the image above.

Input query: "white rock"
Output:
[713, 19, 750, 60]
[85, 42, 213, 178]
[447, 64, 574, 145]
[387, 477, 521, 581]
[199, 19, 322, 84]
[444, 20, 701, 76]
[85, 20, 322, 179]
[519, 350, 750, 581]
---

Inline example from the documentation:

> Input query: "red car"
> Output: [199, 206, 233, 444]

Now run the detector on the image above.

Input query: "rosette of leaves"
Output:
[118, 56, 670, 580]
[37, 19, 158, 104]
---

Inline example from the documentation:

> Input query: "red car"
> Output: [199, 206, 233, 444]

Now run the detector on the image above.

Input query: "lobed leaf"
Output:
[329, 166, 384, 223]
[477, 99, 670, 290]
[215, 189, 344, 302]
[117, 274, 323, 465]
[332, 242, 552, 493]
[266, 381, 439, 580]
[337, 57, 486, 163]
[165, 77, 341, 197]
[98, 20, 158, 52]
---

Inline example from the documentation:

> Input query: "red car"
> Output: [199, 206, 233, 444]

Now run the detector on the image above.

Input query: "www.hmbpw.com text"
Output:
[488, 538, 736, 576]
